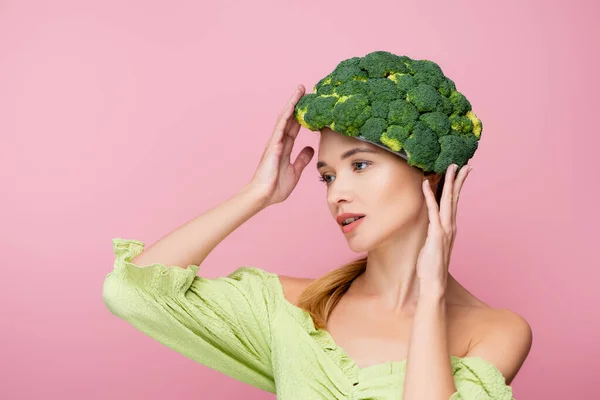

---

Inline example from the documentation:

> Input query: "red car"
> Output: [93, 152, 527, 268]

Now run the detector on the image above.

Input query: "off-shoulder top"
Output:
[102, 238, 515, 399]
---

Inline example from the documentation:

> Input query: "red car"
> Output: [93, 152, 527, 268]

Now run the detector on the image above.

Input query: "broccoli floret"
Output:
[439, 96, 454, 115]
[359, 117, 388, 143]
[302, 95, 338, 130]
[388, 73, 417, 97]
[412, 120, 439, 138]
[438, 77, 456, 97]
[371, 100, 390, 119]
[449, 91, 471, 114]
[409, 59, 445, 89]
[294, 93, 317, 129]
[316, 83, 335, 95]
[466, 110, 483, 138]
[331, 95, 372, 136]
[403, 127, 440, 172]
[330, 57, 369, 85]
[434, 134, 479, 174]
[380, 125, 411, 152]
[388, 99, 419, 130]
[336, 80, 368, 97]
[407, 83, 443, 113]
[366, 78, 403, 102]
[419, 111, 451, 137]
[358, 51, 410, 78]
[294, 51, 483, 174]
[314, 76, 332, 93]
[449, 114, 474, 134]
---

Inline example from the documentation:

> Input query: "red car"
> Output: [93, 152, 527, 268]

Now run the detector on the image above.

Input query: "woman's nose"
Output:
[327, 181, 353, 206]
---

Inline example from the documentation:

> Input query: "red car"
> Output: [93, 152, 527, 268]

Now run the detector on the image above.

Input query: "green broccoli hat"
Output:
[294, 51, 482, 175]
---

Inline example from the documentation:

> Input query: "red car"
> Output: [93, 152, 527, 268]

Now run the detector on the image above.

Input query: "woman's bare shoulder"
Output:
[277, 275, 315, 307]
[458, 297, 531, 349]
[480, 307, 531, 330]
[447, 280, 530, 338]
[449, 278, 528, 325]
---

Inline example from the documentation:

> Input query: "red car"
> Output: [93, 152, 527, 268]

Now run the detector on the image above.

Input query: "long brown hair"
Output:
[297, 170, 446, 330]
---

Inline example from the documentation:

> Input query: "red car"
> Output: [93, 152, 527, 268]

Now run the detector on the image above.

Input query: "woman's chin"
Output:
[346, 229, 394, 254]
[346, 238, 374, 254]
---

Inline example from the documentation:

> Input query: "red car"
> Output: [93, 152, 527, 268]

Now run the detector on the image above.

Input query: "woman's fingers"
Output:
[451, 165, 472, 227]
[289, 111, 303, 137]
[279, 87, 305, 166]
[263, 86, 304, 159]
[283, 85, 305, 134]
[440, 164, 457, 231]
[293, 146, 315, 178]
[267, 102, 291, 150]
[281, 119, 303, 168]
[281, 132, 294, 166]
[275, 86, 304, 132]
[285, 91, 305, 141]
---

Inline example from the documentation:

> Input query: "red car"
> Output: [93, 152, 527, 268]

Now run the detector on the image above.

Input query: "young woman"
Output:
[103, 85, 532, 399]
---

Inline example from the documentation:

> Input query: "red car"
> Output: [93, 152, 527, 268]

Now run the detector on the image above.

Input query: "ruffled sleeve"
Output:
[449, 356, 515, 400]
[102, 238, 277, 394]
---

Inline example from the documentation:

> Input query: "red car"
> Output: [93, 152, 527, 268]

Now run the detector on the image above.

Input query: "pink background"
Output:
[1, 0, 598, 399]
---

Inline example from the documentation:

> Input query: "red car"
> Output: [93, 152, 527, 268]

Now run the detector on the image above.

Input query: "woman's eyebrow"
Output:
[316, 147, 378, 169]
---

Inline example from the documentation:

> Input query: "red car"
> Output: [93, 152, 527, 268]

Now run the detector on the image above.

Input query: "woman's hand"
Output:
[248, 85, 315, 207]
[416, 164, 473, 296]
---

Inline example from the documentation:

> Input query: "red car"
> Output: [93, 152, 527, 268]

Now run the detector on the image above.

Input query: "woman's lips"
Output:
[341, 216, 365, 234]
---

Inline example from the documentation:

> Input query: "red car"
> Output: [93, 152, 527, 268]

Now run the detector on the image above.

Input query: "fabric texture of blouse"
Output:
[103, 238, 515, 400]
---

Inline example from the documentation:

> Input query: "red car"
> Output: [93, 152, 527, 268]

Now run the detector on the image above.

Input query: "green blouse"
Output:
[103, 238, 515, 399]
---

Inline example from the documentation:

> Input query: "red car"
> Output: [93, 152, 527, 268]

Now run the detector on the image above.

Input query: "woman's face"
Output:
[317, 127, 432, 253]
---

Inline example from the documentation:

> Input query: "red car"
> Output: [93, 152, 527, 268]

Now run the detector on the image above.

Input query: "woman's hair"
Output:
[297, 170, 446, 330]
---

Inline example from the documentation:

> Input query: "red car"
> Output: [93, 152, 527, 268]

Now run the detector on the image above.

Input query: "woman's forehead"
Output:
[318, 129, 408, 162]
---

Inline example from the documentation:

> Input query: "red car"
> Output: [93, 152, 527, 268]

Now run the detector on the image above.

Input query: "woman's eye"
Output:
[354, 161, 369, 171]
[318, 161, 371, 185]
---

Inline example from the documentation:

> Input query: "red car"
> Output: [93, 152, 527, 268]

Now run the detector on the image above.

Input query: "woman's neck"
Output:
[349, 210, 440, 315]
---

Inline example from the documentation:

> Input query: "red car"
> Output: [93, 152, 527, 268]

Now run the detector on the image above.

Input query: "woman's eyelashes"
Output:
[318, 161, 372, 185]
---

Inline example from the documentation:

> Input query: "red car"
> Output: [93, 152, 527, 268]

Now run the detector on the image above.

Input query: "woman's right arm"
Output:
[102, 85, 314, 393]
[129, 183, 269, 269]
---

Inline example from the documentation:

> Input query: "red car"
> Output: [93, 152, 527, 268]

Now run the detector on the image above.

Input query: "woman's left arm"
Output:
[402, 164, 532, 399]
[404, 291, 532, 399]
[403, 287, 456, 399]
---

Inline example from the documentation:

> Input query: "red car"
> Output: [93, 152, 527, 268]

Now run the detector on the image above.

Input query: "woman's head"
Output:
[317, 127, 444, 253]
[296, 52, 477, 328]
